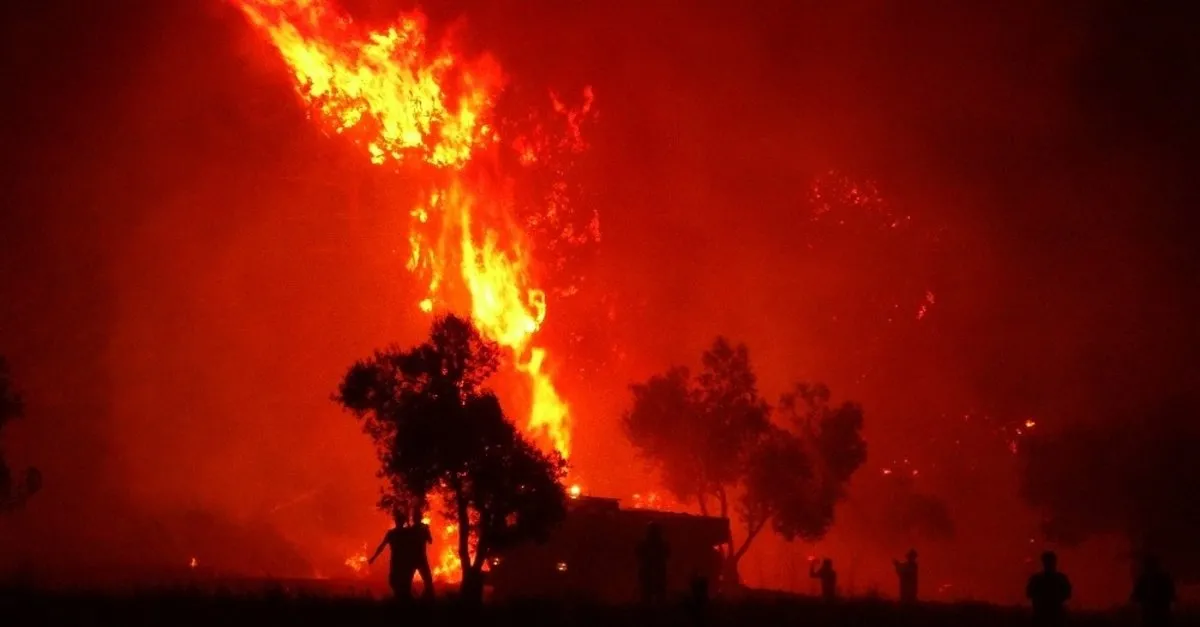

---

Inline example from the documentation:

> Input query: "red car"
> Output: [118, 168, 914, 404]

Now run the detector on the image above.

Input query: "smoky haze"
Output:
[1, 0, 1197, 605]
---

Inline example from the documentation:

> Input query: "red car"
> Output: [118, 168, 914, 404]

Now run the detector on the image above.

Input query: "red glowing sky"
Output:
[1, 0, 1199, 607]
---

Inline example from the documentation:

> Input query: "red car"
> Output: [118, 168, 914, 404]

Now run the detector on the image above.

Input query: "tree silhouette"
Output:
[0, 356, 40, 513]
[623, 338, 867, 584]
[777, 383, 869, 502]
[1021, 396, 1200, 582]
[336, 315, 567, 601]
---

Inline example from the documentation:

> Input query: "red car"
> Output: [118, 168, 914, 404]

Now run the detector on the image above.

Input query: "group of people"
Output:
[809, 549, 1177, 627]
[373, 513, 1180, 624]
[1024, 551, 1177, 627]
[808, 549, 920, 604]
[369, 510, 435, 602]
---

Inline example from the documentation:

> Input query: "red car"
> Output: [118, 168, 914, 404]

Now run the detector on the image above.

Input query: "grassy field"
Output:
[2, 587, 1193, 627]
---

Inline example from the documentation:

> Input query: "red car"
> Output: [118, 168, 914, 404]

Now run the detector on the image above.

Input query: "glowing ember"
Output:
[809, 169, 908, 229]
[568, 484, 581, 499]
[189, 556, 198, 569]
[1025, 418, 1037, 429]
[916, 290, 936, 320]
[233, 0, 585, 458]
[630, 492, 664, 509]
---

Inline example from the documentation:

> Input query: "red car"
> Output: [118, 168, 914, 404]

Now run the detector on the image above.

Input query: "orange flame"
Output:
[236, 0, 499, 167]
[344, 545, 369, 575]
[432, 523, 463, 582]
[234, 0, 583, 458]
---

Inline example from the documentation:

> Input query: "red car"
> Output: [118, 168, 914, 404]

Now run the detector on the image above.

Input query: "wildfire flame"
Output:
[235, 0, 595, 585]
[344, 544, 369, 575]
[233, 0, 586, 458]
[432, 523, 463, 582]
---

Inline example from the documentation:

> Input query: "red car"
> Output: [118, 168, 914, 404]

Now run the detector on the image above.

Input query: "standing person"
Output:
[1132, 555, 1175, 627]
[1026, 551, 1072, 627]
[810, 558, 837, 602]
[893, 549, 919, 603]
[409, 511, 435, 600]
[369, 510, 417, 601]
[637, 521, 670, 603]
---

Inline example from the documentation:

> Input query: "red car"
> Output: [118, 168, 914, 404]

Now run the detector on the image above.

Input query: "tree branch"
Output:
[733, 510, 770, 562]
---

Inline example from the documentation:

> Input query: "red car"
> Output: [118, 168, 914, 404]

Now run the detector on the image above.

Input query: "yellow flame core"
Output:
[432, 524, 463, 582]
[235, 0, 573, 458]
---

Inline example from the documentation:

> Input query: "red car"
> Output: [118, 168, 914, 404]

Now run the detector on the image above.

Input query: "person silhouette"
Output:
[810, 558, 837, 602]
[893, 549, 919, 603]
[636, 521, 670, 603]
[369, 510, 414, 600]
[1132, 555, 1175, 627]
[1026, 551, 1072, 626]
[409, 512, 434, 600]
[369, 510, 434, 601]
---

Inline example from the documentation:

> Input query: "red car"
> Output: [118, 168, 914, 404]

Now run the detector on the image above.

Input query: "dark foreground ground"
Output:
[3, 589, 1199, 627]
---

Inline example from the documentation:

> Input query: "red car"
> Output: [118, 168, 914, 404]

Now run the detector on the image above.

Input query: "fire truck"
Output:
[487, 496, 732, 602]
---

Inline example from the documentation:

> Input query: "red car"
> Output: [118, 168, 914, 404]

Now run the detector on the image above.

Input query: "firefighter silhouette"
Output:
[810, 558, 837, 602]
[1132, 555, 1176, 627]
[369, 510, 434, 601]
[636, 521, 670, 603]
[1026, 551, 1071, 627]
[893, 549, 919, 603]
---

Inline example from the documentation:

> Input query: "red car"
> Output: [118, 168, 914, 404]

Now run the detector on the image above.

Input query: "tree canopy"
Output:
[623, 338, 867, 583]
[1021, 395, 1200, 581]
[335, 315, 567, 600]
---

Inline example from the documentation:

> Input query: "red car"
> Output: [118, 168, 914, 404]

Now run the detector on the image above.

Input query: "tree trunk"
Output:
[723, 554, 743, 589]
[456, 496, 471, 572]
[460, 565, 486, 605]
[724, 516, 766, 591]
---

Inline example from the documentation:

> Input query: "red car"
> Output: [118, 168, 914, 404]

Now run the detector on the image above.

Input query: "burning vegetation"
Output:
[3, 0, 1200, 610]
[232, 0, 598, 586]
[233, 0, 593, 461]
[336, 314, 568, 601]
